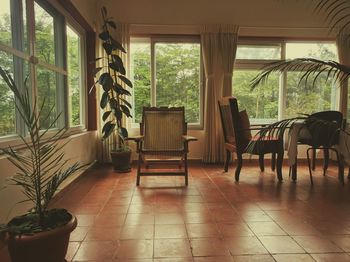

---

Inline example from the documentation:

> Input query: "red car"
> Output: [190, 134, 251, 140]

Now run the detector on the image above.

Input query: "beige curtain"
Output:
[96, 23, 130, 163]
[336, 32, 350, 115]
[221, 25, 239, 96]
[201, 25, 239, 163]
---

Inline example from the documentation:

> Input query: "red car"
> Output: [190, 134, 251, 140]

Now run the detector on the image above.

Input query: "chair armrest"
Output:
[182, 135, 197, 142]
[127, 135, 144, 142]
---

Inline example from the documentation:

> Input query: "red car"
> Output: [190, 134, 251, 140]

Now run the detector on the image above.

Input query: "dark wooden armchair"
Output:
[130, 107, 197, 186]
[300, 110, 345, 184]
[218, 96, 284, 182]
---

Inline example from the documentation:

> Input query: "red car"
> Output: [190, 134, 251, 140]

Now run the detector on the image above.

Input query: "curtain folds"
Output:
[96, 23, 130, 163]
[201, 24, 239, 163]
[336, 32, 350, 115]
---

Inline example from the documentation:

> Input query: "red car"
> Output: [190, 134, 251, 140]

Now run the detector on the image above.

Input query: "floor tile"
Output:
[186, 223, 220, 238]
[310, 253, 350, 262]
[154, 239, 192, 258]
[190, 238, 230, 256]
[273, 254, 315, 262]
[258, 236, 305, 254]
[115, 239, 153, 259]
[120, 225, 154, 239]
[248, 221, 286, 236]
[218, 223, 254, 237]
[155, 224, 188, 238]
[85, 226, 121, 241]
[225, 236, 268, 255]
[233, 255, 275, 262]
[293, 236, 342, 253]
[73, 241, 116, 261]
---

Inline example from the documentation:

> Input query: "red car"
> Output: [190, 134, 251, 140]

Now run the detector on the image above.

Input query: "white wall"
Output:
[0, 131, 97, 224]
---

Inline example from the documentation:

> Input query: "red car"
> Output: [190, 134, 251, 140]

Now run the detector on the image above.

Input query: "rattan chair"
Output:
[130, 107, 197, 186]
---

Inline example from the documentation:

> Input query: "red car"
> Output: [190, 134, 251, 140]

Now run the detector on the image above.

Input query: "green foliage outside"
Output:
[0, 6, 82, 136]
[131, 42, 200, 124]
[234, 43, 338, 122]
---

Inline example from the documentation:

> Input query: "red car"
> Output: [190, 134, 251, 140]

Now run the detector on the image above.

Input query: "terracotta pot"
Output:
[111, 150, 132, 172]
[7, 215, 77, 262]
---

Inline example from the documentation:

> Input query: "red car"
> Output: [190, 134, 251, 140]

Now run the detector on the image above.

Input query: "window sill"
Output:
[0, 127, 90, 153]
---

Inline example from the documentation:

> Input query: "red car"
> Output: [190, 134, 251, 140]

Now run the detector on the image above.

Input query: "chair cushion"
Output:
[238, 110, 252, 141]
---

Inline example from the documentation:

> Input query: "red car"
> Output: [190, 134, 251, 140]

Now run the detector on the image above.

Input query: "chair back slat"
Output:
[218, 97, 248, 153]
[142, 107, 185, 151]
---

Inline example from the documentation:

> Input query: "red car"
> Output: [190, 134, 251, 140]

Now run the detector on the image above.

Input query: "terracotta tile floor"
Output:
[1, 163, 350, 261]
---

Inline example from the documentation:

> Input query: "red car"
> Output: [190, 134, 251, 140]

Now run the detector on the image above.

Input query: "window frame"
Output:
[0, 0, 87, 147]
[130, 35, 204, 130]
[233, 38, 339, 124]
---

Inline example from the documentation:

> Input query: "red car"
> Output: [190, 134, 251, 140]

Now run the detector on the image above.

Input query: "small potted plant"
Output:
[92, 7, 133, 172]
[0, 67, 83, 262]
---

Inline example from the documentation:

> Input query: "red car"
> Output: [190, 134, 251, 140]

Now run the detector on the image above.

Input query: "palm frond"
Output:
[251, 58, 350, 89]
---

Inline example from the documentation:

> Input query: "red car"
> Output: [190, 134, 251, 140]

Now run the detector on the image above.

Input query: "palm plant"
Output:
[252, 0, 350, 90]
[247, 0, 350, 153]
[0, 67, 82, 234]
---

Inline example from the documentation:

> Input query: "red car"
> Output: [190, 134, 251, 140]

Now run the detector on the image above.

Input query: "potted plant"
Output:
[92, 7, 133, 172]
[0, 67, 83, 262]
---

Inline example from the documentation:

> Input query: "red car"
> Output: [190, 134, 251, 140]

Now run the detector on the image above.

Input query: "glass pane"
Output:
[0, 51, 16, 136]
[0, 0, 12, 47]
[284, 72, 337, 118]
[67, 25, 82, 127]
[130, 38, 151, 123]
[155, 42, 201, 124]
[36, 67, 57, 129]
[233, 70, 279, 123]
[286, 43, 338, 60]
[35, 2, 55, 65]
[236, 45, 281, 60]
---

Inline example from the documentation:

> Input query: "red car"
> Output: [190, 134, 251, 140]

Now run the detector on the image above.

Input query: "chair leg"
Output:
[276, 150, 284, 181]
[307, 148, 314, 185]
[291, 157, 298, 181]
[235, 153, 243, 182]
[312, 148, 316, 171]
[259, 154, 264, 172]
[333, 149, 344, 184]
[323, 148, 329, 176]
[271, 152, 276, 171]
[136, 153, 142, 186]
[224, 150, 231, 172]
[184, 153, 188, 186]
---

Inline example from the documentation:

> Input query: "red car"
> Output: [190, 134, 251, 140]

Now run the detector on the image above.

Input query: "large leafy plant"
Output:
[0, 67, 83, 234]
[92, 7, 133, 151]
[246, 0, 350, 152]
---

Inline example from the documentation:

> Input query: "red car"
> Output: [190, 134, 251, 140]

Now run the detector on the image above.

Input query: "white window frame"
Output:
[0, 0, 87, 147]
[233, 39, 339, 124]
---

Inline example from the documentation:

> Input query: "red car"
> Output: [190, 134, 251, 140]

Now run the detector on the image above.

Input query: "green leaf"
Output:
[119, 127, 128, 139]
[100, 92, 109, 109]
[99, 73, 113, 92]
[109, 62, 125, 75]
[121, 105, 132, 117]
[103, 42, 113, 55]
[113, 84, 131, 96]
[114, 107, 122, 121]
[99, 31, 109, 41]
[102, 110, 112, 121]
[118, 75, 133, 88]
[110, 37, 126, 53]
[102, 121, 116, 140]
[109, 98, 117, 109]
[107, 20, 116, 29]
[121, 98, 132, 109]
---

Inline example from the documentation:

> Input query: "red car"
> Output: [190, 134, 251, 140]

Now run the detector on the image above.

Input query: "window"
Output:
[0, 0, 86, 140]
[233, 41, 338, 123]
[130, 36, 203, 127]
